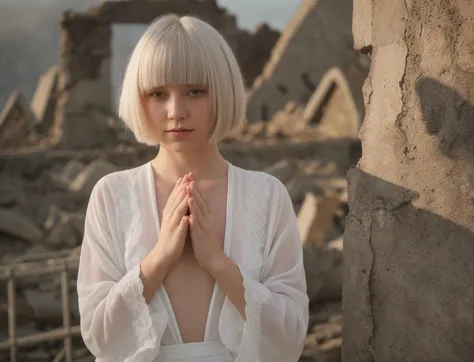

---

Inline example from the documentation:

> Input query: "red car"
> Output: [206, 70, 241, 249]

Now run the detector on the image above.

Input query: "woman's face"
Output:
[142, 84, 211, 152]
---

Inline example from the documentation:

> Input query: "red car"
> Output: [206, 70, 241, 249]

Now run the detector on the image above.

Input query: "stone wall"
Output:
[53, 14, 113, 149]
[343, 0, 474, 361]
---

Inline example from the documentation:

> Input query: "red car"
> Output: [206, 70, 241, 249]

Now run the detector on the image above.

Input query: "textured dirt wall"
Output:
[343, 0, 474, 361]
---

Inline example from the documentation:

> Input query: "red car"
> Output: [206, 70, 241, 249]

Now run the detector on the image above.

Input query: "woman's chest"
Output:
[118, 171, 272, 282]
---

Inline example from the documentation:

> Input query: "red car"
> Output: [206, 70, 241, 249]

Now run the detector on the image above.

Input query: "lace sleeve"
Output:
[220, 175, 309, 362]
[77, 178, 168, 361]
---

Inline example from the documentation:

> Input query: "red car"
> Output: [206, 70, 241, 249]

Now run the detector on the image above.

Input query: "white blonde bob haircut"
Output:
[118, 14, 247, 145]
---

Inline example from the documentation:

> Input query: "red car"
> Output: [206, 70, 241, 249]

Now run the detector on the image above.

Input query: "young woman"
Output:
[77, 14, 309, 362]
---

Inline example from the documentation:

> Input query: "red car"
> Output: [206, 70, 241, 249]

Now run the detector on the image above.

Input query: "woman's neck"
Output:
[151, 143, 228, 183]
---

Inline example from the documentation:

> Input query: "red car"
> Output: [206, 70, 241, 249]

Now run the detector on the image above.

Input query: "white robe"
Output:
[77, 161, 309, 362]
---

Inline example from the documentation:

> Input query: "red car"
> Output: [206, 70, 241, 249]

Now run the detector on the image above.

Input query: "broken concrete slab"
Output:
[53, 159, 87, 189]
[263, 159, 298, 184]
[303, 242, 343, 303]
[298, 192, 341, 246]
[30, 65, 58, 127]
[0, 208, 43, 243]
[0, 90, 40, 149]
[0, 90, 38, 129]
[69, 159, 118, 195]
[0, 180, 24, 206]
[44, 218, 79, 249]
[266, 101, 305, 138]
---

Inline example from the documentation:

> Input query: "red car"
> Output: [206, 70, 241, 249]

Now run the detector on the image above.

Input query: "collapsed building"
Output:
[0, 0, 368, 361]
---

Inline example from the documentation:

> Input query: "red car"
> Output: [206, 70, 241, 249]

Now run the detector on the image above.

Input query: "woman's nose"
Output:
[167, 94, 187, 120]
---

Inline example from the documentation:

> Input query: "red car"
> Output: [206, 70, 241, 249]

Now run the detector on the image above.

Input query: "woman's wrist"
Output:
[139, 246, 174, 303]
[141, 246, 171, 282]
[206, 252, 229, 276]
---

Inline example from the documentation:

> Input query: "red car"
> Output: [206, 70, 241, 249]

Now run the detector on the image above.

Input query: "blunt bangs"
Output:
[137, 21, 210, 94]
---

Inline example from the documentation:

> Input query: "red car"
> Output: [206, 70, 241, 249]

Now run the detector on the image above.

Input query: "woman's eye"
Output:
[189, 89, 206, 96]
[150, 90, 165, 98]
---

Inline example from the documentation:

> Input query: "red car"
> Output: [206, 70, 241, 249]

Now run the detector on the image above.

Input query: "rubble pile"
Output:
[0, 152, 353, 362]
[0, 0, 369, 361]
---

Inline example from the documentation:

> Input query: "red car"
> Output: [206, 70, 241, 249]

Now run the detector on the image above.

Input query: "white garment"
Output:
[77, 161, 309, 362]
[157, 341, 234, 362]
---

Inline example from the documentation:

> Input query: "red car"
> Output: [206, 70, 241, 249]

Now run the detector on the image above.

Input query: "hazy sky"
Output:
[218, 0, 304, 31]
[0, 0, 304, 31]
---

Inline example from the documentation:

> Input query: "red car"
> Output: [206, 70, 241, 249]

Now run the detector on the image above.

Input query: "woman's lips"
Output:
[166, 129, 193, 137]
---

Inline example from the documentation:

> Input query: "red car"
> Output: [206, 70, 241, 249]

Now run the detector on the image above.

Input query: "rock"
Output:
[244, 122, 266, 140]
[263, 159, 298, 184]
[31, 65, 58, 128]
[21, 347, 52, 361]
[43, 207, 83, 248]
[0, 180, 24, 206]
[43, 205, 62, 231]
[11, 244, 54, 263]
[303, 243, 343, 303]
[266, 101, 305, 138]
[0, 295, 35, 326]
[0, 90, 39, 149]
[298, 193, 341, 246]
[0, 208, 43, 243]
[323, 222, 345, 245]
[44, 219, 79, 249]
[69, 159, 118, 195]
[314, 178, 348, 197]
[54, 159, 86, 189]
[286, 176, 326, 204]
[302, 315, 342, 362]
[71, 212, 86, 236]
[327, 235, 343, 251]
[24, 289, 64, 326]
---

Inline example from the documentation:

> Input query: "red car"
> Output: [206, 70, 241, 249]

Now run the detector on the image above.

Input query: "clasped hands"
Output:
[157, 172, 225, 273]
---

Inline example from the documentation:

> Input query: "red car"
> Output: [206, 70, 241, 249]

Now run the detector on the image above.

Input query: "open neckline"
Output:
[147, 160, 234, 344]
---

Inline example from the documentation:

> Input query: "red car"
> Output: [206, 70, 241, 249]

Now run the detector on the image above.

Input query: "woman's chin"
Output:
[160, 140, 207, 154]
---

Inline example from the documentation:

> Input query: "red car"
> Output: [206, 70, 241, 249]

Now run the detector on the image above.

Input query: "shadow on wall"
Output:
[416, 77, 474, 162]
[343, 168, 474, 361]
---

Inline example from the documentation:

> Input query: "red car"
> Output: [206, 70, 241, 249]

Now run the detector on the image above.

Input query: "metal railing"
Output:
[0, 248, 82, 362]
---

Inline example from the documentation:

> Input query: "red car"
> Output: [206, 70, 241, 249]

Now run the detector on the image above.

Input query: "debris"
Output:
[69, 159, 118, 195]
[298, 192, 341, 247]
[0, 208, 43, 244]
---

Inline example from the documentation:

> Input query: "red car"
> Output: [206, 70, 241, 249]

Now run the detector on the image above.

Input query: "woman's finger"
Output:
[177, 215, 189, 240]
[166, 175, 188, 213]
[188, 213, 201, 233]
[188, 196, 205, 226]
[171, 193, 189, 226]
[189, 182, 210, 217]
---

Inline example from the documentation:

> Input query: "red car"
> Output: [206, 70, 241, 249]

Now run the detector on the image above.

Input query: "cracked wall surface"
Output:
[343, 0, 474, 361]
